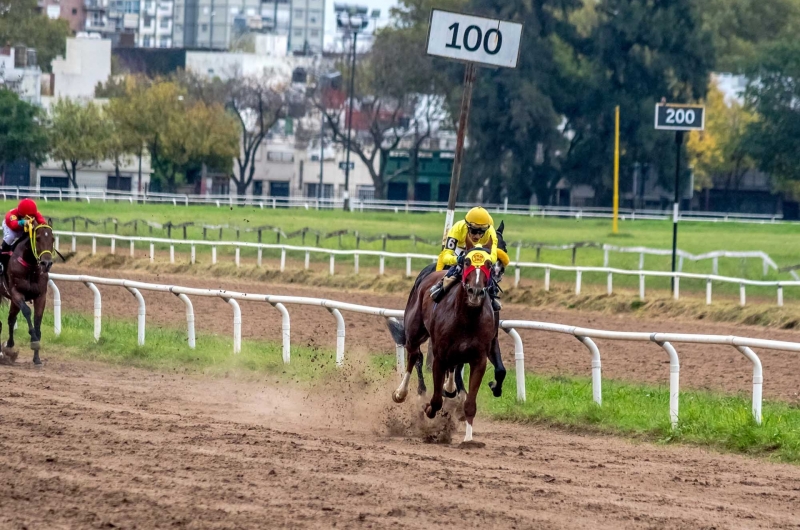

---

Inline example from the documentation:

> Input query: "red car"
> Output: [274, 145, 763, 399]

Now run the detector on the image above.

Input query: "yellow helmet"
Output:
[465, 207, 493, 228]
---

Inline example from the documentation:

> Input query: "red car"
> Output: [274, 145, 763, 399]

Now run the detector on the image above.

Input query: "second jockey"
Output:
[1, 198, 46, 276]
[429, 206, 502, 311]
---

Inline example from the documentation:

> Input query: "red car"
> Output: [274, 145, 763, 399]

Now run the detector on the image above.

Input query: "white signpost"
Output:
[654, 103, 706, 287]
[426, 9, 523, 244]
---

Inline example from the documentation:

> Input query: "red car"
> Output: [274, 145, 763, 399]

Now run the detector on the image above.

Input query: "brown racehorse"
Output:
[388, 248, 496, 443]
[0, 221, 55, 366]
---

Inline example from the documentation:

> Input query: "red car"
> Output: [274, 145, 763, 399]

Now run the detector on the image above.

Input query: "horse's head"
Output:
[461, 249, 493, 307]
[26, 221, 54, 273]
[493, 220, 510, 282]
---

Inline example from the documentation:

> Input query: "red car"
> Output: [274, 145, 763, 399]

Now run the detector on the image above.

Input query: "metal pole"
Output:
[671, 131, 684, 289]
[442, 62, 477, 244]
[319, 113, 324, 201]
[612, 105, 620, 234]
[343, 31, 358, 212]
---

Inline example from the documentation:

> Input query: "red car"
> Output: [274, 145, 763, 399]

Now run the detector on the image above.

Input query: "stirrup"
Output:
[429, 283, 444, 302]
[491, 298, 502, 311]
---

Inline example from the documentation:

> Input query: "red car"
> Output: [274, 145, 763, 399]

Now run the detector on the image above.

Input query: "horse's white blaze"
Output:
[464, 422, 473, 442]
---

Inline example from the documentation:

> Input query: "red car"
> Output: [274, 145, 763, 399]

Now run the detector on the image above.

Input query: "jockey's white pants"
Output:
[1, 221, 22, 246]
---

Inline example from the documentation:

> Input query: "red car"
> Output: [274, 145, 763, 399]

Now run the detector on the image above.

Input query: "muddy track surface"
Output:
[47, 267, 800, 403]
[2, 358, 800, 529]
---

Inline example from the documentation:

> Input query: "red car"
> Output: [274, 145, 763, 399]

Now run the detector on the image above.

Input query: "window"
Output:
[253, 181, 264, 195]
[143, 14, 153, 27]
[107, 175, 132, 191]
[160, 17, 170, 28]
[293, 29, 302, 37]
[294, 8, 303, 17]
[145, 1, 153, 9]
[40, 176, 70, 191]
[310, 29, 319, 37]
[143, 35, 152, 47]
[306, 183, 333, 199]
[72, 8, 77, 14]
[159, 36, 169, 47]
[357, 185, 375, 201]
[269, 181, 290, 197]
[267, 151, 294, 163]
[201, 23, 208, 32]
[308, 9, 320, 23]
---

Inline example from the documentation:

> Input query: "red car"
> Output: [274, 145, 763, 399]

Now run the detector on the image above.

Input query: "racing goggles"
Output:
[467, 224, 488, 236]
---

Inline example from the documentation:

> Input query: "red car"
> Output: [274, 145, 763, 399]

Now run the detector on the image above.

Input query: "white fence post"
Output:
[130, 240, 134, 258]
[304, 251, 310, 270]
[778, 285, 784, 307]
[329, 255, 335, 275]
[175, 293, 195, 349]
[735, 346, 763, 425]
[71, 236, 76, 253]
[84, 282, 102, 341]
[55, 236, 59, 252]
[606, 272, 612, 296]
[126, 287, 146, 346]
[713, 256, 719, 275]
[639, 252, 644, 270]
[225, 298, 241, 354]
[603, 248, 609, 267]
[110, 238, 115, 255]
[212, 246, 217, 265]
[504, 328, 525, 403]
[406, 257, 411, 277]
[656, 340, 680, 429]
[673, 276, 680, 300]
[575, 270, 582, 295]
[191, 245, 196, 265]
[328, 307, 345, 366]
[706, 279, 712, 305]
[544, 267, 550, 291]
[379, 256, 385, 276]
[514, 268, 520, 288]
[270, 302, 291, 364]
[257, 248, 263, 268]
[48, 279, 61, 337]
[170, 245, 175, 264]
[639, 274, 645, 300]
[149, 243, 154, 263]
[740, 284, 746, 307]
[280, 249, 286, 272]
[354, 254, 359, 274]
[235, 247, 240, 268]
[577, 335, 601, 405]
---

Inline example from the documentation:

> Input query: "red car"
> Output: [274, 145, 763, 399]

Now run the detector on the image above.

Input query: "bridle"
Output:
[24, 222, 54, 264]
[461, 248, 492, 298]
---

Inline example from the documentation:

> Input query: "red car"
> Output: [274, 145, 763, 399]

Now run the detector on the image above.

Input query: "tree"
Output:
[687, 81, 756, 196]
[0, 88, 48, 183]
[0, 0, 71, 71]
[105, 98, 143, 189]
[743, 37, 800, 187]
[48, 98, 108, 189]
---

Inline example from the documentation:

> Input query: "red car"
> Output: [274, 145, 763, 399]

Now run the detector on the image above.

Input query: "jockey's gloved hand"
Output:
[457, 253, 465, 266]
[18, 219, 26, 227]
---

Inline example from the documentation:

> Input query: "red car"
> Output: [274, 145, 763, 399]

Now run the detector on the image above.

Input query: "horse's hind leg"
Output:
[488, 336, 507, 398]
[6, 301, 19, 351]
[424, 357, 446, 419]
[443, 368, 457, 398]
[31, 294, 45, 365]
[454, 364, 466, 395]
[415, 353, 427, 395]
[464, 354, 488, 442]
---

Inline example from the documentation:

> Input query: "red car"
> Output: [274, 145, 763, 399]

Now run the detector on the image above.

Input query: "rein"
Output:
[24, 223, 53, 262]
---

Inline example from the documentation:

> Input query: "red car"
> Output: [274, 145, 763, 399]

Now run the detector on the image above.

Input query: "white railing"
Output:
[45, 272, 800, 429]
[53, 231, 797, 307]
[0, 185, 787, 224]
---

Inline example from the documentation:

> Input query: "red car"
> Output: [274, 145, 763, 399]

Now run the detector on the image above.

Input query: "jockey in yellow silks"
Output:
[429, 206, 504, 311]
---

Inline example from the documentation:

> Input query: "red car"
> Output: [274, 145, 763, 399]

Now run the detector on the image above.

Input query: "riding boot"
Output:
[0, 242, 10, 276]
[430, 275, 458, 302]
[491, 296, 502, 312]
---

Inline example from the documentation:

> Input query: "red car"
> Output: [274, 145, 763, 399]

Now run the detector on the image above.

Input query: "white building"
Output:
[138, 0, 175, 48]
[50, 36, 112, 100]
[185, 48, 314, 80]
[0, 46, 42, 105]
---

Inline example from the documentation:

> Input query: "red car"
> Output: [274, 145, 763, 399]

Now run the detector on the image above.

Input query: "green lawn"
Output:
[20, 308, 800, 463]
[14, 199, 800, 297]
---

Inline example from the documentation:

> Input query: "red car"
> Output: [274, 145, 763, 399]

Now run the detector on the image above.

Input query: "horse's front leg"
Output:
[444, 368, 458, 398]
[464, 354, 488, 442]
[424, 357, 446, 419]
[6, 299, 20, 353]
[31, 292, 46, 365]
[487, 336, 506, 398]
[415, 352, 427, 395]
[10, 290, 36, 358]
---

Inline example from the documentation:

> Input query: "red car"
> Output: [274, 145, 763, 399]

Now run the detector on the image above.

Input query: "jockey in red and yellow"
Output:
[1, 198, 46, 275]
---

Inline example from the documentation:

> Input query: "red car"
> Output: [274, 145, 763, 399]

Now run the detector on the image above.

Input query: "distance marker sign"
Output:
[426, 9, 523, 69]
[654, 103, 705, 131]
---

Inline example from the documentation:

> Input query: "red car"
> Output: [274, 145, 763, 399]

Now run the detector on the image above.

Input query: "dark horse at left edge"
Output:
[0, 221, 56, 366]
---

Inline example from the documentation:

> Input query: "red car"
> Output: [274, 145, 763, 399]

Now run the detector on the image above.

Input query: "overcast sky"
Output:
[323, 0, 400, 51]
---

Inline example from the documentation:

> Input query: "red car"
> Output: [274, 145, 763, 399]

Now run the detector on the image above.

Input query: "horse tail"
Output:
[386, 318, 406, 345]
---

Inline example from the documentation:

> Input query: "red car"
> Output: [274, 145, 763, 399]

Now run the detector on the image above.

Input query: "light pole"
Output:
[334, 4, 370, 211]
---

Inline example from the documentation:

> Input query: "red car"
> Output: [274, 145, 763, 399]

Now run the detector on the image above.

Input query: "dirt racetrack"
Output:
[3, 358, 800, 529]
[48, 266, 800, 403]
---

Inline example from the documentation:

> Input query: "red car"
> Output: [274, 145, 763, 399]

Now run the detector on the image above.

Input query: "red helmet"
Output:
[17, 198, 37, 217]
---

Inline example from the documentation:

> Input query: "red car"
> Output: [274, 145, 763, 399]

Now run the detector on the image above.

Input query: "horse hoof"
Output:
[488, 381, 503, 398]
[392, 391, 407, 404]
[424, 404, 436, 419]
[443, 389, 458, 399]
